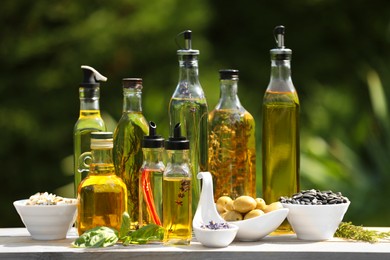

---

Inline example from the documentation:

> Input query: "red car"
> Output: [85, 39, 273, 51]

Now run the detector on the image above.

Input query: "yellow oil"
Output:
[208, 109, 256, 200]
[73, 110, 105, 197]
[163, 177, 192, 245]
[262, 91, 299, 233]
[77, 163, 127, 234]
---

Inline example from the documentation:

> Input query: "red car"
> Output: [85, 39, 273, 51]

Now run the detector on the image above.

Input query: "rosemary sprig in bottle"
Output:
[335, 222, 390, 243]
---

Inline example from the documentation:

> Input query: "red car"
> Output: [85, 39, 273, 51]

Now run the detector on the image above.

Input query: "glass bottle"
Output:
[208, 69, 256, 200]
[77, 132, 127, 235]
[74, 65, 107, 197]
[113, 78, 149, 230]
[262, 25, 300, 233]
[168, 30, 208, 214]
[139, 121, 165, 227]
[163, 123, 192, 246]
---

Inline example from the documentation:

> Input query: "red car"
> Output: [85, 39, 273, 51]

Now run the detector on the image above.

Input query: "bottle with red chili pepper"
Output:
[139, 121, 165, 227]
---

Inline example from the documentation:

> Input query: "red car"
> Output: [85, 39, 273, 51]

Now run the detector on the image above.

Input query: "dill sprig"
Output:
[335, 222, 390, 243]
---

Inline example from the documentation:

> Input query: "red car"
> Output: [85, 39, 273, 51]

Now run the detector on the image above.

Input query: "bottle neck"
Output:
[79, 87, 100, 111]
[270, 59, 292, 82]
[175, 55, 203, 98]
[123, 88, 142, 112]
[216, 79, 242, 110]
[268, 59, 294, 91]
[91, 147, 113, 165]
[142, 147, 164, 163]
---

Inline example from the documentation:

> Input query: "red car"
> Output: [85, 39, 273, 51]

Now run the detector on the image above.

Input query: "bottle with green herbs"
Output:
[73, 66, 107, 198]
[113, 78, 149, 230]
[163, 123, 192, 246]
[77, 132, 127, 235]
[168, 30, 208, 214]
[208, 69, 256, 200]
[262, 25, 300, 233]
[139, 121, 165, 227]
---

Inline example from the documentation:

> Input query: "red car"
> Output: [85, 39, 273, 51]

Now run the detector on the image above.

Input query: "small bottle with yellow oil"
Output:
[73, 66, 107, 197]
[77, 132, 127, 235]
[262, 25, 300, 234]
[163, 123, 192, 246]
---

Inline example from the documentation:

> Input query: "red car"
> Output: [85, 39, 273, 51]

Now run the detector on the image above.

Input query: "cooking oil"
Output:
[77, 132, 127, 235]
[208, 70, 256, 200]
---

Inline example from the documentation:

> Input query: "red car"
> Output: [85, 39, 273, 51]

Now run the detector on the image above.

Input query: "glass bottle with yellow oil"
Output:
[74, 65, 107, 197]
[139, 121, 165, 227]
[77, 132, 127, 235]
[113, 78, 149, 230]
[208, 69, 256, 200]
[163, 123, 192, 246]
[168, 30, 208, 215]
[262, 25, 300, 233]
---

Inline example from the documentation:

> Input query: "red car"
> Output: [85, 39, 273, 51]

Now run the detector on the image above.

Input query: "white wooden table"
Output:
[1, 228, 389, 259]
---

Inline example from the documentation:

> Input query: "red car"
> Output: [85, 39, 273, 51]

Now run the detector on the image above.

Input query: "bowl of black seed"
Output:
[280, 189, 350, 241]
[193, 220, 239, 248]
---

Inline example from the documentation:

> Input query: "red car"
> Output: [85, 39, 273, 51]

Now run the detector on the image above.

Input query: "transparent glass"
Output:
[163, 149, 192, 246]
[168, 55, 208, 214]
[73, 87, 106, 197]
[113, 87, 149, 230]
[139, 147, 165, 227]
[208, 78, 256, 200]
[262, 59, 300, 233]
[77, 144, 127, 235]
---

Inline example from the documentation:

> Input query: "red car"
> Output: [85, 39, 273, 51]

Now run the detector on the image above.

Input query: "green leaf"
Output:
[72, 227, 119, 248]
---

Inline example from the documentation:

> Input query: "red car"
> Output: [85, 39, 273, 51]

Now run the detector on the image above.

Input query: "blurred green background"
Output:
[1, 0, 390, 227]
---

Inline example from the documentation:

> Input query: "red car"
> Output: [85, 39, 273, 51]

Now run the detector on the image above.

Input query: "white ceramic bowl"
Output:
[282, 201, 350, 241]
[193, 223, 239, 247]
[228, 208, 289, 241]
[14, 199, 77, 240]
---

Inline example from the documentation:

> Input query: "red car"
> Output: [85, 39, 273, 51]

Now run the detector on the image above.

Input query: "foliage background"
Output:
[1, 0, 390, 227]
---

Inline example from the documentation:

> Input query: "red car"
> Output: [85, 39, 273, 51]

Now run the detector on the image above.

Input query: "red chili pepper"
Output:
[141, 169, 161, 226]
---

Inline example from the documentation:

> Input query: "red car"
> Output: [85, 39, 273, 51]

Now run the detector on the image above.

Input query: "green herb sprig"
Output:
[335, 222, 390, 243]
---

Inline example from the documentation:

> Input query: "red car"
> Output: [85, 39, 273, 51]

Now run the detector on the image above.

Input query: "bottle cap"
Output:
[176, 30, 200, 56]
[80, 65, 107, 88]
[270, 25, 292, 60]
[90, 132, 113, 149]
[219, 69, 239, 80]
[142, 121, 165, 148]
[165, 123, 190, 150]
[122, 78, 143, 90]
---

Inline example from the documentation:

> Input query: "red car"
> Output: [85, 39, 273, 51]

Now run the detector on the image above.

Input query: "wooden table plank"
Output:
[0, 228, 389, 260]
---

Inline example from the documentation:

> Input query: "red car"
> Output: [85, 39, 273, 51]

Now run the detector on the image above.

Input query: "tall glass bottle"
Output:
[168, 30, 208, 214]
[262, 25, 300, 233]
[163, 123, 192, 246]
[74, 65, 107, 197]
[77, 132, 127, 235]
[209, 69, 256, 200]
[139, 121, 165, 227]
[113, 78, 149, 230]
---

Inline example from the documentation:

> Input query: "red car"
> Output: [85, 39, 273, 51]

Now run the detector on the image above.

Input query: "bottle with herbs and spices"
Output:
[208, 69, 256, 200]
[113, 78, 149, 230]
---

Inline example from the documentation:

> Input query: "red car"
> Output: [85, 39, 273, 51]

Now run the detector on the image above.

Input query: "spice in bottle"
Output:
[208, 69, 256, 200]
[139, 121, 165, 227]
[168, 30, 208, 214]
[113, 78, 149, 230]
